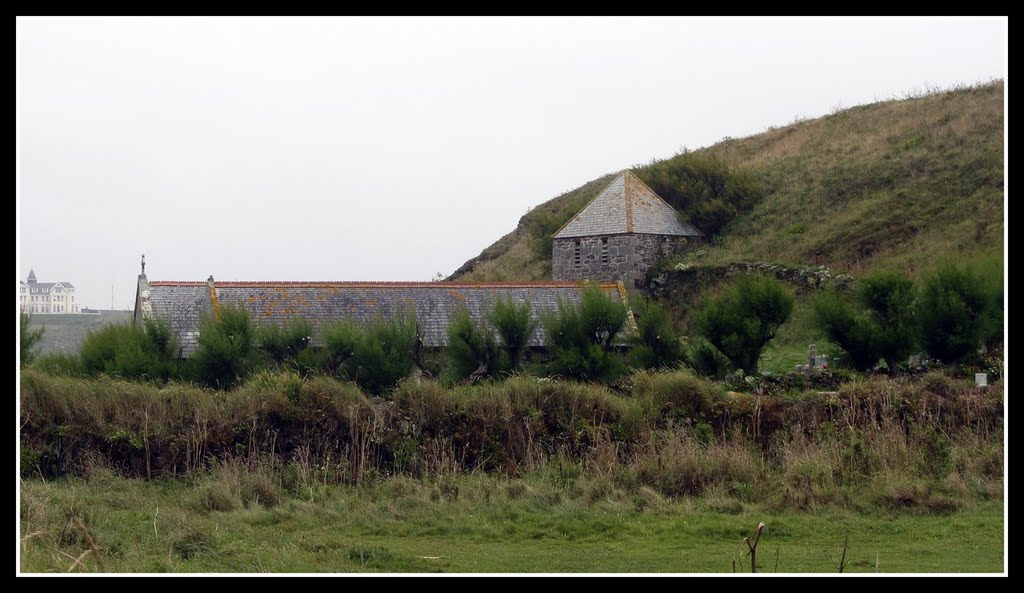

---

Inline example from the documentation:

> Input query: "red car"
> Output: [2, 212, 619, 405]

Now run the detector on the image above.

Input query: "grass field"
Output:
[19, 471, 1004, 573]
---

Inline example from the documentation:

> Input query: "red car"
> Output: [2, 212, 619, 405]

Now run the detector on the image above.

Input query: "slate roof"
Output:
[553, 171, 703, 239]
[141, 280, 633, 356]
[20, 281, 70, 291]
[21, 273, 74, 290]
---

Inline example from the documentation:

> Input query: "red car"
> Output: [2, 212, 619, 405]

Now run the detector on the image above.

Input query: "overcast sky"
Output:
[17, 17, 1006, 310]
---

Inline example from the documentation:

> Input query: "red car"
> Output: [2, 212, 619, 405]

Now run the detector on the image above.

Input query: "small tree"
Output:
[815, 271, 917, 375]
[859, 271, 916, 375]
[695, 274, 793, 375]
[813, 290, 881, 371]
[543, 284, 628, 381]
[629, 296, 685, 369]
[488, 296, 537, 372]
[20, 313, 45, 366]
[193, 305, 257, 389]
[918, 257, 1002, 363]
[446, 307, 500, 381]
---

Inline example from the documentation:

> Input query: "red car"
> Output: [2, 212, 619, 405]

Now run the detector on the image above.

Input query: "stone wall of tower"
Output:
[552, 233, 693, 286]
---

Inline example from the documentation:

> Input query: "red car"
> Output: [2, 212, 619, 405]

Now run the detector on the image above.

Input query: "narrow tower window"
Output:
[573, 241, 581, 268]
[600, 238, 609, 265]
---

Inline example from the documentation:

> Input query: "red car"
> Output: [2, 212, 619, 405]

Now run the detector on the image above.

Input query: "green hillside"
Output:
[25, 310, 135, 356]
[450, 81, 1004, 282]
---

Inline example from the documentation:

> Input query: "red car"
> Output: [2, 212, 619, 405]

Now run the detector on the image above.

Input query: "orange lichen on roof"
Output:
[447, 290, 467, 300]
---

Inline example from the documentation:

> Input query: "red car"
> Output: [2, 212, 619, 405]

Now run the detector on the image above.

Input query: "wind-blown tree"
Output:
[918, 256, 1003, 363]
[629, 296, 685, 370]
[695, 274, 794, 375]
[488, 296, 537, 372]
[543, 284, 628, 381]
[447, 307, 501, 382]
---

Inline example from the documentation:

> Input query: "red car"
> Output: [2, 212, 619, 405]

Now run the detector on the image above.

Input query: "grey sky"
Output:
[17, 17, 1006, 310]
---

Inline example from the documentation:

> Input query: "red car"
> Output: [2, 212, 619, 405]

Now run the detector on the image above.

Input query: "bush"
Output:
[685, 337, 733, 379]
[543, 285, 628, 381]
[813, 290, 881, 371]
[192, 305, 257, 389]
[446, 307, 501, 381]
[78, 318, 179, 382]
[489, 296, 537, 372]
[918, 257, 1003, 363]
[292, 347, 332, 377]
[323, 312, 418, 395]
[859, 271, 917, 375]
[257, 317, 312, 365]
[629, 297, 685, 370]
[695, 274, 793, 375]
[20, 313, 45, 366]
[637, 151, 764, 238]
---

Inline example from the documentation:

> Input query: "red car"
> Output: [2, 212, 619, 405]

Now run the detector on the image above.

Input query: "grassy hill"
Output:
[25, 310, 135, 356]
[450, 81, 1004, 282]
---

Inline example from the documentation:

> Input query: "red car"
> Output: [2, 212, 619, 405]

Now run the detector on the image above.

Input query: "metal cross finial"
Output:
[141, 253, 146, 274]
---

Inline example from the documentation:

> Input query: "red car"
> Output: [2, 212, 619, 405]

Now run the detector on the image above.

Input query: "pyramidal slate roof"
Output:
[137, 279, 635, 356]
[553, 171, 703, 239]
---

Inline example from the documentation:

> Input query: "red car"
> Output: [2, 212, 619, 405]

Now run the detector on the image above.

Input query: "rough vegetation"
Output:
[450, 81, 1003, 283]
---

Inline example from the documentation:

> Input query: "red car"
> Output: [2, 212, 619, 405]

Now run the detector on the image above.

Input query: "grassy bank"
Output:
[20, 469, 1004, 573]
[19, 366, 1004, 573]
[21, 368, 1003, 510]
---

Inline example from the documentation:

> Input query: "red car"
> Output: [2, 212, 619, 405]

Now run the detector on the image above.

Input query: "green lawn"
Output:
[20, 472, 1004, 574]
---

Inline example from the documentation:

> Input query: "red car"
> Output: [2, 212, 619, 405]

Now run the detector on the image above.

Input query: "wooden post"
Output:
[743, 522, 765, 573]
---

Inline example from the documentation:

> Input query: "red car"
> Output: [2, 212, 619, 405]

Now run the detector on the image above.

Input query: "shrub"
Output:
[78, 318, 179, 382]
[192, 305, 257, 389]
[446, 307, 501, 382]
[695, 274, 793, 375]
[543, 284, 628, 381]
[637, 151, 764, 238]
[257, 317, 312, 365]
[685, 337, 733, 379]
[813, 290, 881, 371]
[629, 297, 685, 370]
[324, 312, 419, 395]
[488, 296, 537, 372]
[20, 313, 45, 366]
[859, 271, 917, 375]
[292, 347, 332, 377]
[918, 257, 1003, 363]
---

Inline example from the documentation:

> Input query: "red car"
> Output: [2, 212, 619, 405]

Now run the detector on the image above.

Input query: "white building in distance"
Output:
[19, 269, 79, 314]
